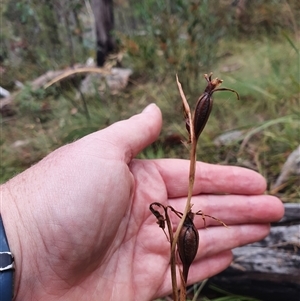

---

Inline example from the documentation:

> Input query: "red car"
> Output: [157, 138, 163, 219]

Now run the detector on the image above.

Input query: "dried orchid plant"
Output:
[150, 73, 239, 301]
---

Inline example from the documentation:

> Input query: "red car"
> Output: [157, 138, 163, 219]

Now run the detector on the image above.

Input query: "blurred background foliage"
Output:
[0, 0, 299, 204]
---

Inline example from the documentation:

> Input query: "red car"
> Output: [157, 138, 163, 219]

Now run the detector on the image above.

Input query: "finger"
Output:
[153, 159, 267, 196]
[168, 194, 284, 226]
[81, 103, 162, 163]
[196, 224, 270, 260]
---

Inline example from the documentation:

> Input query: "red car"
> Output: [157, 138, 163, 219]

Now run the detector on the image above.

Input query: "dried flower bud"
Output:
[149, 202, 170, 241]
[149, 203, 166, 230]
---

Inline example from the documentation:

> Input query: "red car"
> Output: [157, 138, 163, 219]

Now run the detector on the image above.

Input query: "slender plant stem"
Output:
[171, 135, 197, 301]
[173, 76, 197, 254]
[165, 208, 179, 301]
[172, 139, 196, 254]
[172, 75, 199, 300]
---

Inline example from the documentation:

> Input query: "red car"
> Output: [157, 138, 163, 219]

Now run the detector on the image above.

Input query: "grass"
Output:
[1, 36, 299, 203]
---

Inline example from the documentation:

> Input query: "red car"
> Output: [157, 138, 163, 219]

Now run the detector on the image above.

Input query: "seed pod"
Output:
[177, 211, 199, 284]
[193, 92, 213, 142]
[193, 73, 239, 142]
[193, 74, 221, 141]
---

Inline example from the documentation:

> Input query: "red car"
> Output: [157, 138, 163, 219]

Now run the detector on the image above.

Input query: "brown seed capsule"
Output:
[193, 91, 213, 142]
[193, 73, 239, 142]
[177, 210, 199, 284]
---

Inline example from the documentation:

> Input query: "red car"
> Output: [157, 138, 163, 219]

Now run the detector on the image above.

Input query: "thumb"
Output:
[83, 103, 162, 163]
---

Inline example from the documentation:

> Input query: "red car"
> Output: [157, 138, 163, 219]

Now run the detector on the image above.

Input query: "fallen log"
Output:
[0, 65, 109, 116]
[209, 203, 300, 301]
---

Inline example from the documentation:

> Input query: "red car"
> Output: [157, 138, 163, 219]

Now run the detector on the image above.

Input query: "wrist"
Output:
[1, 178, 60, 301]
[1, 183, 23, 300]
[0, 214, 15, 300]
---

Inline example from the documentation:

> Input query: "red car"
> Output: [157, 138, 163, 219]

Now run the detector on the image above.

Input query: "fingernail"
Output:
[142, 103, 157, 114]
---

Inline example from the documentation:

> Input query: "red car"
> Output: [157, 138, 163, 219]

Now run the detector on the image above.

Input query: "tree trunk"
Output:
[91, 0, 115, 66]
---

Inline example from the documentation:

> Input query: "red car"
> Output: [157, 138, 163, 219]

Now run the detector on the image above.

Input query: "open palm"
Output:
[2, 104, 283, 301]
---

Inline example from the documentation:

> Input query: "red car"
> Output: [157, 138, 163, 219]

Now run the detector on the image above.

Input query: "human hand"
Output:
[1, 104, 284, 301]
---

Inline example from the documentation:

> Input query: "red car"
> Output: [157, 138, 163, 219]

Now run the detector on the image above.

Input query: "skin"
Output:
[0, 104, 284, 301]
